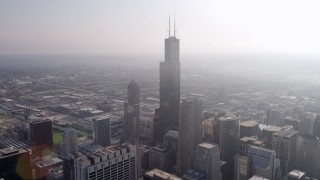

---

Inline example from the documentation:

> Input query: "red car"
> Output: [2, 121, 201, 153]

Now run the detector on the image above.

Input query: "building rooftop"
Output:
[35, 157, 63, 168]
[263, 125, 281, 132]
[288, 170, 305, 178]
[240, 120, 258, 127]
[249, 175, 270, 180]
[0, 138, 30, 160]
[198, 142, 217, 149]
[182, 170, 206, 180]
[220, 115, 238, 121]
[144, 169, 182, 180]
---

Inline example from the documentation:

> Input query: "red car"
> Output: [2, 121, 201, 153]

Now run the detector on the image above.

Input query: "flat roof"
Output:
[198, 142, 217, 149]
[240, 120, 258, 127]
[288, 170, 305, 178]
[144, 169, 182, 180]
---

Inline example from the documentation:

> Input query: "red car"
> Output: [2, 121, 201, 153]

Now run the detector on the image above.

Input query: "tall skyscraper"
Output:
[247, 146, 281, 180]
[195, 142, 221, 180]
[313, 115, 320, 138]
[154, 17, 180, 141]
[124, 80, 140, 141]
[296, 134, 320, 179]
[177, 98, 203, 176]
[271, 125, 298, 177]
[240, 120, 261, 138]
[92, 116, 111, 147]
[62, 127, 78, 157]
[219, 115, 239, 180]
[266, 107, 281, 126]
[30, 119, 54, 156]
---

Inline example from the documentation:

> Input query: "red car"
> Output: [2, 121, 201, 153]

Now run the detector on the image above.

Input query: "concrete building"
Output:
[234, 155, 248, 180]
[271, 125, 298, 177]
[195, 142, 221, 180]
[62, 127, 78, 156]
[34, 157, 63, 180]
[154, 18, 180, 141]
[74, 143, 137, 180]
[124, 80, 140, 141]
[92, 116, 111, 147]
[177, 98, 203, 176]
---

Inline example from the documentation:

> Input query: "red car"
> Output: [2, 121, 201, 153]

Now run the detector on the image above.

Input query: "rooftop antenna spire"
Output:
[174, 14, 176, 37]
[169, 16, 171, 37]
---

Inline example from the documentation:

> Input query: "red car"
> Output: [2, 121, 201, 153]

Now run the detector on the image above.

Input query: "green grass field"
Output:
[53, 128, 63, 144]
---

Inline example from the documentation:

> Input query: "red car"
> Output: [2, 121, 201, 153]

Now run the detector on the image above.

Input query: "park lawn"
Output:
[53, 128, 63, 144]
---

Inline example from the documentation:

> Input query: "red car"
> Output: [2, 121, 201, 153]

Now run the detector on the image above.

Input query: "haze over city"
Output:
[1, 1, 320, 180]
[1, 0, 320, 55]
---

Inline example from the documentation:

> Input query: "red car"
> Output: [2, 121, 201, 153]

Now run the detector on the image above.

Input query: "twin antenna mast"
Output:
[168, 15, 177, 37]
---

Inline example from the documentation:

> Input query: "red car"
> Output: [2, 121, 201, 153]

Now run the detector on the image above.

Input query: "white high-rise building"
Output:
[177, 98, 203, 176]
[62, 127, 78, 156]
[195, 142, 221, 180]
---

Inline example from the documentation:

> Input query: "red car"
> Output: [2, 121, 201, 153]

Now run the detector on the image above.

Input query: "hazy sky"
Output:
[1, 0, 320, 55]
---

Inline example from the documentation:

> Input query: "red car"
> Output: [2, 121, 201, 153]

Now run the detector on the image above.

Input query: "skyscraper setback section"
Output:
[155, 18, 180, 141]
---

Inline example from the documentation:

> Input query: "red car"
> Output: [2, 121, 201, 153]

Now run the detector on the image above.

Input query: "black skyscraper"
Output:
[30, 119, 54, 156]
[154, 18, 180, 141]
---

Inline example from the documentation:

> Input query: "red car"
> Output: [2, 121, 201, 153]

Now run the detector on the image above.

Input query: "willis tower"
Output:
[154, 17, 180, 142]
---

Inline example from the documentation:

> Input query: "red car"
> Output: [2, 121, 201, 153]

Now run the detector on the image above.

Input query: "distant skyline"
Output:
[1, 0, 320, 55]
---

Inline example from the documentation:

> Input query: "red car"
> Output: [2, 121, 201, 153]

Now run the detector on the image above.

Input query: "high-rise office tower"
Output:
[247, 146, 281, 180]
[240, 120, 261, 138]
[284, 117, 299, 131]
[266, 107, 281, 126]
[296, 134, 320, 179]
[219, 115, 239, 180]
[30, 119, 54, 156]
[313, 115, 320, 138]
[62, 127, 78, 157]
[154, 17, 180, 141]
[195, 142, 221, 180]
[299, 112, 314, 135]
[262, 125, 281, 149]
[149, 146, 174, 173]
[124, 80, 140, 141]
[92, 116, 111, 147]
[234, 136, 262, 180]
[271, 125, 298, 177]
[177, 98, 203, 176]
[163, 130, 178, 165]
[74, 143, 137, 180]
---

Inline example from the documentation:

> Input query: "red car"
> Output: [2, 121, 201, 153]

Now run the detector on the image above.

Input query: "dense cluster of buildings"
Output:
[1, 21, 320, 180]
